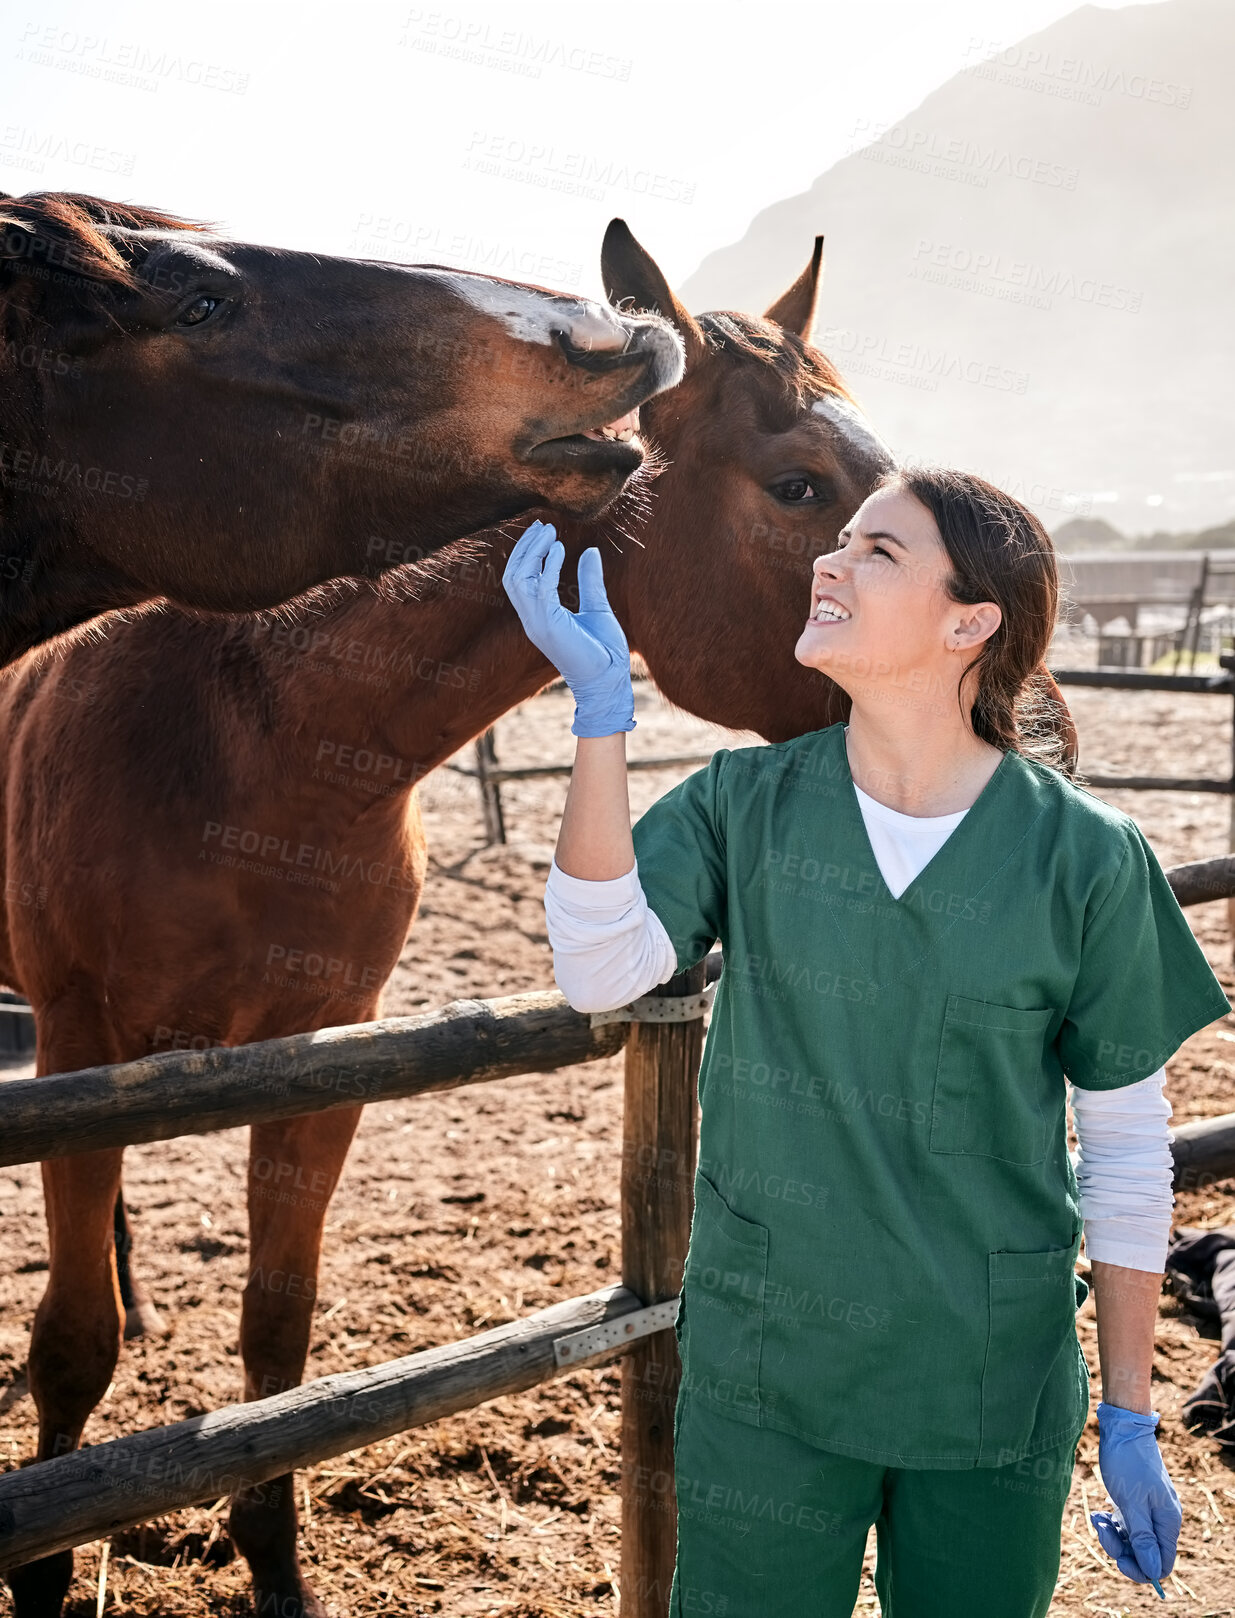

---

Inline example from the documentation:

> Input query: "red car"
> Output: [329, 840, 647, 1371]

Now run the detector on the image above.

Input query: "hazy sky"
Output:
[2, 0, 1146, 296]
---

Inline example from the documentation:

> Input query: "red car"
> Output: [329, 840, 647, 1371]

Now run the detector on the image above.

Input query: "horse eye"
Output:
[177, 295, 222, 328]
[773, 477, 818, 503]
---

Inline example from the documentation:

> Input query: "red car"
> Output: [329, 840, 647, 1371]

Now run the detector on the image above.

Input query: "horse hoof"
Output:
[6, 1547, 74, 1618]
[252, 1580, 329, 1618]
[123, 1297, 168, 1339]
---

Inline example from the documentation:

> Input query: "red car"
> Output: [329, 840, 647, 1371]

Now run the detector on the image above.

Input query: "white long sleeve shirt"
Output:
[545, 774, 1177, 1274]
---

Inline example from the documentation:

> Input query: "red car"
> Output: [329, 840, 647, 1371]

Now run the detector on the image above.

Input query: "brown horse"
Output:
[0, 189, 683, 665]
[0, 221, 1076, 1617]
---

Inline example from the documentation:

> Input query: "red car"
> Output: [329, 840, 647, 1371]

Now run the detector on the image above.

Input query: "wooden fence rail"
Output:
[0, 844, 1228, 1169]
[0, 992, 627, 1169]
[0, 1285, 647, 1571]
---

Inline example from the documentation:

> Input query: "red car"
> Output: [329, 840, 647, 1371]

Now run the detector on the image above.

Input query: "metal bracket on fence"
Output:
[588, 982, 716, 1029]
[553, 1296, 680, 1366]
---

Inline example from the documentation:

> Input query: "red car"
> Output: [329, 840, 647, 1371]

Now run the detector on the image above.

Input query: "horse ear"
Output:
[763, 236, 825, 340]
[601, 218, 707, 365]
[0, 214, 45, 314]
[0, 212, 36, 268]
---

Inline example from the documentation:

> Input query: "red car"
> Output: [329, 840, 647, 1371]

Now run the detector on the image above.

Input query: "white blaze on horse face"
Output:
[811, 394, 896, 470]
[435, 271, 630, 354]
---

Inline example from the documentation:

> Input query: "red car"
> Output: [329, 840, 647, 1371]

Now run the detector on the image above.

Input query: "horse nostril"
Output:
[555, 328, 644, 373]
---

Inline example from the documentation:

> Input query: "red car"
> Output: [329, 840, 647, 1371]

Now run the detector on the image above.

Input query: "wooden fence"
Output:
[0, 965, 708, 1618]
[3, 847, 1235, 1597]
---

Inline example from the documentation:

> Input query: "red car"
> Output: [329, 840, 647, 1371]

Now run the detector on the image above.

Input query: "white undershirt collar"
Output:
[843, 726, 970, 827]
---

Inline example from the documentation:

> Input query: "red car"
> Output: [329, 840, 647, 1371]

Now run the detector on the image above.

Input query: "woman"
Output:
[502, 466, 1229, 1615]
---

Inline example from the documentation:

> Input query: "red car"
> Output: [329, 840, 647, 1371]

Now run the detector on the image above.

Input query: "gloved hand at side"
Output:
[502, 519, 635, 738]
[1090, 1401, 1181, 1587]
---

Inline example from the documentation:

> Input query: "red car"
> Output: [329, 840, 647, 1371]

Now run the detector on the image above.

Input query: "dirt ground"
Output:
[5, 677, 1235, 1617]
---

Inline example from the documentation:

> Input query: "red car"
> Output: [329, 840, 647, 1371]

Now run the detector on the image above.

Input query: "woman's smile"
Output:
[804, 590, 852, 630]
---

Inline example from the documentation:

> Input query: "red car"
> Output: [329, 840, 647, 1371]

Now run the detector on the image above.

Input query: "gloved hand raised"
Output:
[502, 519, 635, 739]
[1090, 1401, 1181, 1590]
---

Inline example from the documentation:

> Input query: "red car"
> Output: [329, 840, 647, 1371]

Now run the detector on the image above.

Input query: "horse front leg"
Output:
[229, 1106, 364, 1618]
[6, 1148, 125, 1618]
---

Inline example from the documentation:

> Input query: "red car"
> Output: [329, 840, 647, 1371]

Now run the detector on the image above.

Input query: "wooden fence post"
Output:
[620, 961, 705, 1617]
[475, 727, 506, 845]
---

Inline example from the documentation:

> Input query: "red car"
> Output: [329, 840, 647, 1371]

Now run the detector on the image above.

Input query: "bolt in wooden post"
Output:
[620, 961, 705, 1618]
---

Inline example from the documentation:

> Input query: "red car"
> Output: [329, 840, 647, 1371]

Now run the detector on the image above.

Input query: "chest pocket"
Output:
[930, 995, 1055, 1165]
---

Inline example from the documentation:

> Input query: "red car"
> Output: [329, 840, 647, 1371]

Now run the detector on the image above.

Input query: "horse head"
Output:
[595, 220, 1076, 767]
[0, 189, 684, 663]
[595, 219, 889, 742]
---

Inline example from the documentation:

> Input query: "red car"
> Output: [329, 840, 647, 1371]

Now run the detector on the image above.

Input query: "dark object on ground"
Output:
[1166, 1226, 1235, 1444]
[0, 991, 34, 1056]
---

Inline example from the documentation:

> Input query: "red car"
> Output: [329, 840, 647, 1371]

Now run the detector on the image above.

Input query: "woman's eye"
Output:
[177, 295, 222, 328]
[836, 540, 892, 560]
[773, 476, 819, 503]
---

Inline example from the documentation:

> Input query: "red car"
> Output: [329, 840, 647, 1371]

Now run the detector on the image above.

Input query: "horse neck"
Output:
[259, 566, 559, 796]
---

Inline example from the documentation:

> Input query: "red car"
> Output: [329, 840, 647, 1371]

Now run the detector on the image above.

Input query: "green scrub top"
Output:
[630, 721, 1230, 1470]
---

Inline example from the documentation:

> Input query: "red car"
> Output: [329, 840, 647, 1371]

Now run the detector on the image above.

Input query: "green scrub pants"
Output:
[669, 1391, 1083, 1616]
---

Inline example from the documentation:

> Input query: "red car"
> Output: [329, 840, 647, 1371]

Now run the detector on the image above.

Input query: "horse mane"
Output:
[698, 310, 857, 417]
[0, 189, 218, 291]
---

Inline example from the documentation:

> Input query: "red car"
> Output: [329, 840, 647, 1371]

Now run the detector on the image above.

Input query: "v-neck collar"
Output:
[836, 725, 1016, 910]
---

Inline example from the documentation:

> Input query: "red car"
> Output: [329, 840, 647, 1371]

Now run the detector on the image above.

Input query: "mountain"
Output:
[1053, 516, 1129, 551]
[1055, 514, 1235, 551]
[680, 0, 1233, 537]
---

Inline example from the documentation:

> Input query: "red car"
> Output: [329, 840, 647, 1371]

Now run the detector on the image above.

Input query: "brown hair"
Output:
[877, 464, 1079, 780]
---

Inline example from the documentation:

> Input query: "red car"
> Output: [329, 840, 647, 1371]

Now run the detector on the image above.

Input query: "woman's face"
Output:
[793, 484, 1001, 717]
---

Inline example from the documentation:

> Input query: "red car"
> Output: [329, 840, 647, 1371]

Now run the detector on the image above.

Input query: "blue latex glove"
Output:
[501, 519, 635, 739]
[1089, 1401, 1181, 1588]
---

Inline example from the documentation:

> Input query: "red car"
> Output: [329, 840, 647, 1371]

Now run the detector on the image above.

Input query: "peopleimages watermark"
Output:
[846, 117, 1078, 192]
[398, 8, 633, 82]
[198, 820, 418, 895]
[986, 471, 1094, 520]
[816, 324, 1029, 396]
[15, 22, 250, 94]
[753, 844, 993, 926]
[3, 337, 83, 378]
[263, 942, 384, 995]
[1, 121, 136, 177]
[0, 440, 149, 502]
[347, 215, 583, 290]
[962, 36, 1192, 110]
[711, 1050, 930, 1127]
[908, 240, 1143, 315]
[250, 611, 485, 700]
[462, 131, 696, 206]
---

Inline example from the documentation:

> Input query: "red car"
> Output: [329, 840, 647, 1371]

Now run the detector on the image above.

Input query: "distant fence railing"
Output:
[449, 662, 1235, 847]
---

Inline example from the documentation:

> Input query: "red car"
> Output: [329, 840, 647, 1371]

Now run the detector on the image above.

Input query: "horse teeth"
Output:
[583, 418, 638, 444]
